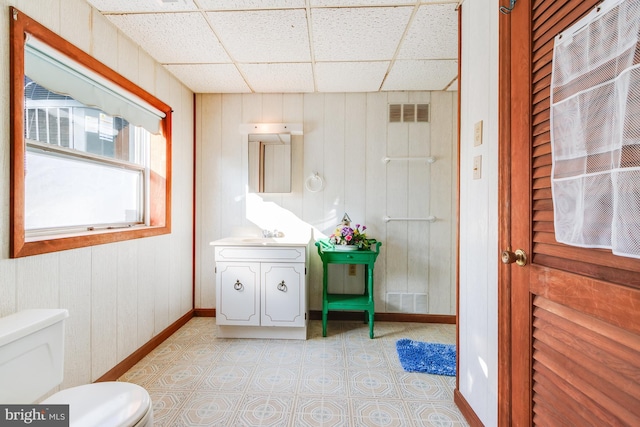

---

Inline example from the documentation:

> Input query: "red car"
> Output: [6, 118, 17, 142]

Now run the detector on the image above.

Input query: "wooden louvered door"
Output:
[501, 0, 640, 425]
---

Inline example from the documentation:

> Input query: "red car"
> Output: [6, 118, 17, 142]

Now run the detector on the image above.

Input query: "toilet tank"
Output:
[0, 309, 69, 404]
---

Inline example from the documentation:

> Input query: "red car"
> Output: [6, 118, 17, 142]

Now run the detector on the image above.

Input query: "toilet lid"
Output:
[41, 382, 150, 427]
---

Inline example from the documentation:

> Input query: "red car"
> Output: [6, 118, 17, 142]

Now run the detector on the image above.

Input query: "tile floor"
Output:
[119, 317, 469, 426]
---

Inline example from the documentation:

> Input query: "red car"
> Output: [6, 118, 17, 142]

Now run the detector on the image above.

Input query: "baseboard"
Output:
[95, 310, 195, 382]
[454, 388, 484, 427]
[308, 310, 456, 324]
[194, 308, 216, 317]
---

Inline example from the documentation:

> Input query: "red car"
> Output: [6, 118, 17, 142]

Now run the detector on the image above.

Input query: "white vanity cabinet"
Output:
[213, 241, 308, 339]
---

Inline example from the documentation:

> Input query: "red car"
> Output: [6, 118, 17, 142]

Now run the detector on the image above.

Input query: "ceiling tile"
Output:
[311, 7, 413, 61]
[382, 60, 458, 91]
[239, 63, 314, 93]
[165, 64, 250, 93]
[397, 4, 458, 60]
[107, 13, 230, 64]
[87, 0, 197, 12]
[311, 0, 417, 5]
[315, 62, 389, 92]
[85, 0, 460, 93]
[206, 10, 311, 62]
[196, 0, 305, 9]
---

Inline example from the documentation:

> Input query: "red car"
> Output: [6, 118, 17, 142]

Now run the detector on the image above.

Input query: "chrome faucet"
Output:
[262, 229, 283, 238]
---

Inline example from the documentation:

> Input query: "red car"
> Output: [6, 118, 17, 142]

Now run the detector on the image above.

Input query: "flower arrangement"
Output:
[330, 215, 370, 250]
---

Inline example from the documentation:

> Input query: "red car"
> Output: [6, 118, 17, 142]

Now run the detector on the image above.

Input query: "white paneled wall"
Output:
[459, 0, 500, 424]
[0, 0, 194, 387]
[196, 92, 457, 315]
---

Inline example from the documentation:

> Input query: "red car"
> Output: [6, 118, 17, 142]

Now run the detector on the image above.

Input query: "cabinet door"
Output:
[216, 262, 260, 326]
[261, 263, 305, 327]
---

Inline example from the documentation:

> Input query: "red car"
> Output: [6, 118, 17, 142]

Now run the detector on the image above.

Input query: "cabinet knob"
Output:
[277, 280, 287, 292]
[233, 280, 244, 291]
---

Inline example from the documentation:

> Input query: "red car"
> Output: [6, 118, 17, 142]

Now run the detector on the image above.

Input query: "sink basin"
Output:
[210, 236, 309, 247]
[241, 238, 277, 244]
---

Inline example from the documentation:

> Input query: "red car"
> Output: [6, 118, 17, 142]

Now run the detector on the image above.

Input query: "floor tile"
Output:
[119, 318, 469, 426]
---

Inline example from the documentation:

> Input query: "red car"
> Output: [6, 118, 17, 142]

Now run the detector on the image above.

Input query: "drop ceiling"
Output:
[86, 0, 459, 93]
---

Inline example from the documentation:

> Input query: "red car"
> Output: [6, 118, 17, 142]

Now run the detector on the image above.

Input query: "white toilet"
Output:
[0, 309, 153, 426]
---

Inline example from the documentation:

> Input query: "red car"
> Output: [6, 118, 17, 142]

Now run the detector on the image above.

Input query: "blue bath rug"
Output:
[396, 339, 456, 376]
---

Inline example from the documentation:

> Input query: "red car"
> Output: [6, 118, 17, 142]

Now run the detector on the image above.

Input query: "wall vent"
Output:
[385, 292, 429, 313]
[389, 104, 402, 122]
[403, 104, 415, 122]
[389, 104, 430, 123]
[416, 104, 430, 122]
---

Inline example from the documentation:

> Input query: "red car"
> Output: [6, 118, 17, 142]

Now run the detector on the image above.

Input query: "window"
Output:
[10, 7, 172, 257]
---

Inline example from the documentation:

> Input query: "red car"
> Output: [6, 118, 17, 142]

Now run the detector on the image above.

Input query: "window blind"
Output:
[25, 36, 165, 134]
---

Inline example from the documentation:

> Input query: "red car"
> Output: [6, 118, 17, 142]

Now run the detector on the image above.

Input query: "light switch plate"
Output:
[473, 155, 482, 179]
[474, 121, 483, 146]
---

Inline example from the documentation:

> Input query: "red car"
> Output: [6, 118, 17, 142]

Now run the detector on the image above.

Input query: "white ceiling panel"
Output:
[311, 0, 421, 5]
[311, 7, 413, 61]
[86, 1, 459, 93]
[315, 62, 389, 92]
[206, 10, 311, 63]
[87, 0, 198, 12]
[196, 0, 306, 10]
[239, 63, 314, 93]
[165, 64, 250, 93]
[107, 13, 230, 63]
[383, 59, 458, 91]
[397, 4, 458, 60]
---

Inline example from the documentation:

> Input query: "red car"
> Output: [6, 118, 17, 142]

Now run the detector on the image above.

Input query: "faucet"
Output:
[262, 229, 284, 238]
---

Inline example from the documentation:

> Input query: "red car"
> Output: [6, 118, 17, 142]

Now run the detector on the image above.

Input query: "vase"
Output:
[334, 245, 359, 251]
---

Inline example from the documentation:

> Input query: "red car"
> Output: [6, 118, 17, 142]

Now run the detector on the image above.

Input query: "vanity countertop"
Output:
[210, 236, 310, 247]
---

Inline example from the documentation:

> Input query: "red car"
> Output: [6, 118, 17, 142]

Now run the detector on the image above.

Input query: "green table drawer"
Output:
[319, 250, 377, 264]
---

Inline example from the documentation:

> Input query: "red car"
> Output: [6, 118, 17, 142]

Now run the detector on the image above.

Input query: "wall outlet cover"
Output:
[473, 155, 482, 180]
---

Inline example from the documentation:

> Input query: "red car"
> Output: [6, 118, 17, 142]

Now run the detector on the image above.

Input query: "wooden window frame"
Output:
[9, 7, 172, 258]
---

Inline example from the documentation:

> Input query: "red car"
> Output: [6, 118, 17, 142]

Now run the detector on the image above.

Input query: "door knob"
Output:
[501, 248, 527, 266]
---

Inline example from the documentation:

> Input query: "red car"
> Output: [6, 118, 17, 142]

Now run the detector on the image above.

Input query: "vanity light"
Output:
[239, 123, 303, 135]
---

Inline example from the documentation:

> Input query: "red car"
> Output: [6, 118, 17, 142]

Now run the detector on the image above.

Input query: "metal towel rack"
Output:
[383, 216, 436, 223]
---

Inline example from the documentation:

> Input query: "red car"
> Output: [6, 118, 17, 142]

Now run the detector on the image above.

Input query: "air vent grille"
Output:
[389, 104, 430, 123]
[403, 104, 415, 122]
[416, 104, 429, 122]
[389, 104, 402, 122]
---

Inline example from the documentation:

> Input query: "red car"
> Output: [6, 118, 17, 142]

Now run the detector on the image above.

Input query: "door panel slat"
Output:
[533, 380, 603, 427]
[534, 356, 634, 425]
[531, 267, 640, 334]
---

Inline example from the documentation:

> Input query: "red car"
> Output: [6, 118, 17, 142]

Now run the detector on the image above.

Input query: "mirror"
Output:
[248, 133, 292, 193]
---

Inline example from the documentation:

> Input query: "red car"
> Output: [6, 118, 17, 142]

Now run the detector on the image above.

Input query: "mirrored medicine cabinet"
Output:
[243, 123, 303, 194]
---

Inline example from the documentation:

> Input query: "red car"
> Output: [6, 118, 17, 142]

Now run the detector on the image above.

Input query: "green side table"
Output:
[315, 239, 382, 339]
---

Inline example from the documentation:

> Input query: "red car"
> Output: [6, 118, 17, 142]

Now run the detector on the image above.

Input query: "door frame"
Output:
[498, 0, 534, 425]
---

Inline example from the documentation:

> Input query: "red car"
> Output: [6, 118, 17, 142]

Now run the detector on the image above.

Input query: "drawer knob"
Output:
[233, 280, 244, 291]
[277, 280, 287, 292]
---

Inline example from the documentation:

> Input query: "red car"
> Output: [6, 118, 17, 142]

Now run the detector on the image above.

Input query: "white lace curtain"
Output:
[550, 0, 640, 258]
